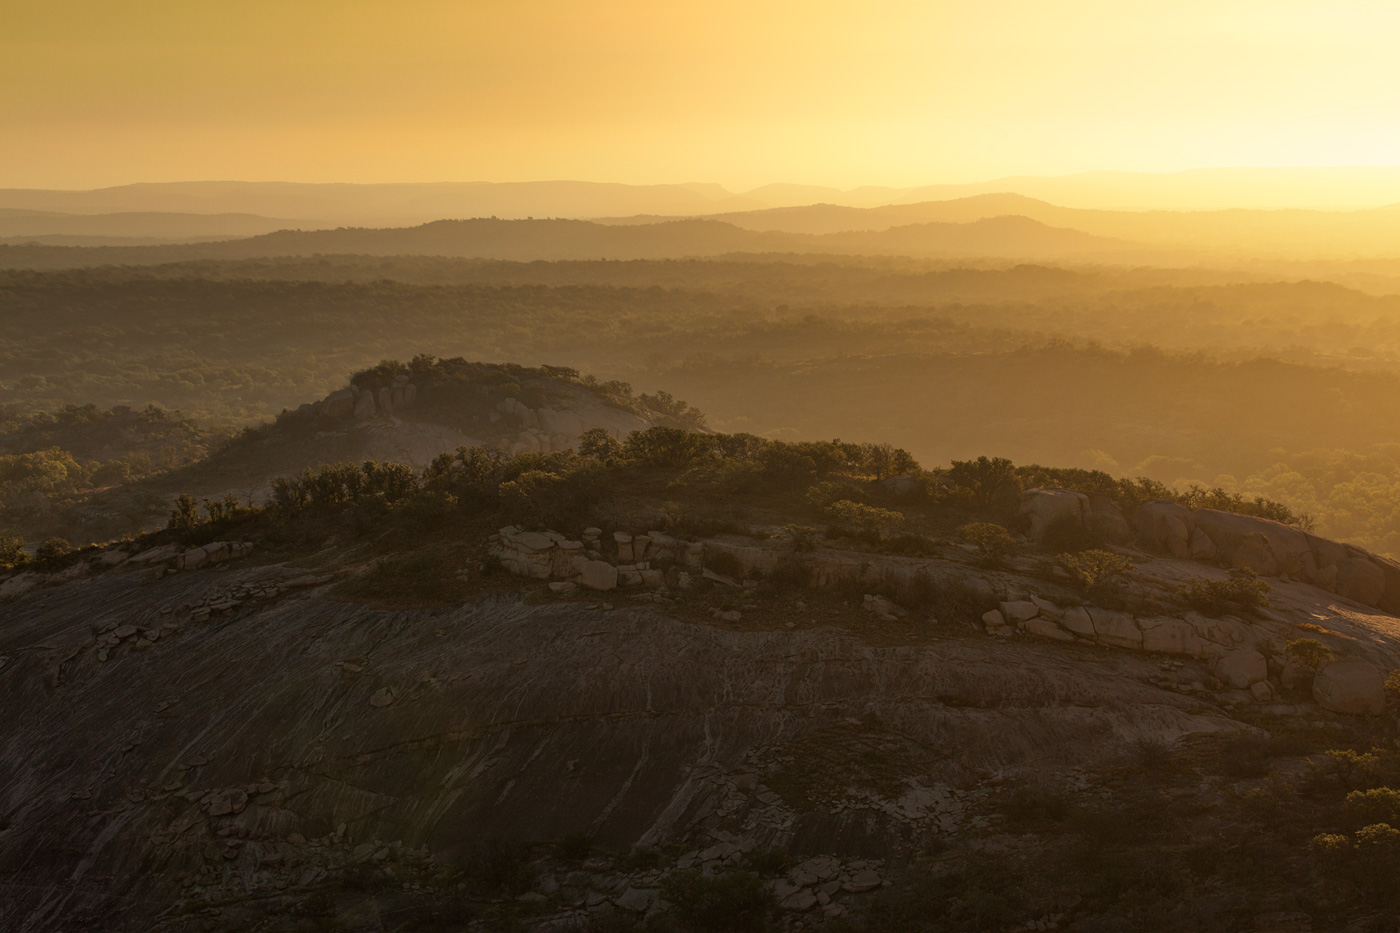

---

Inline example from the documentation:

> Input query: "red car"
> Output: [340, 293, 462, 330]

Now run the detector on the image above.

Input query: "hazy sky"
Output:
[5, 0, 1400, 189]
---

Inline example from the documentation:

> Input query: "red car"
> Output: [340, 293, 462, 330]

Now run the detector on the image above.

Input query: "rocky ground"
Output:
[5, 496, 1400, 931]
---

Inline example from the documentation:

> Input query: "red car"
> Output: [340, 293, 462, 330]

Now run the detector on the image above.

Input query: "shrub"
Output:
[639, 389, 707, 429]
[1286, 638, 1335, 673]
[624, 426, 707, 467]
[1312, 823, 1400, 892]
[578, 427, 623, 461]
[1176, 569, 1271, 616]
[957, 522, 1015, 565]
[0, 536, 29, 570]
[659, 870, 772, 933]
[35, 537, 70, 561]
[946, 456, 1021, 508]
[1057, 549, 1133, 595]
[783, 524, 818, 552]
[805, 478, 869, 511]
[167, 493, 203, 532]
[879, 533, 937, 557]
[824, 500, 904, 529]
[1345, 788, 1400, 828]
[1320, 748, 1400, 790]
[1386, 670, 1400, 705]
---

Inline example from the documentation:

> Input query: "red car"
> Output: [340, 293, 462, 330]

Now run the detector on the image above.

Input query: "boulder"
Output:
[998, 599, 1039, 623]
[1135, 501, 1192, 558]
[1335, 557, 1386, 606]
[1213, 648, 1267, 688]
[1192, 510, 1312, 578]
[614, 532, 635, 562]
[579, 561, 618, 592]
[353, 392, 376, 420]
[1313, 659, 1386, 715]
[1230, 532, 1278, 577]
[1060, 606, 1095, 637]
[1088, 608, 1142, 649]
[865, 594, 907, 620]
[322, 389, 356, 418]
[512, 531, 555, 553]
[377, 387, 394, 414]
[1188, 529, 1218, 561]
[1020, 488, 1089, 543]
[981, 609, 1008, 633]
[1087, 494, 1131, 544]
[537, 407, 583, 439]
[1023, 618, 1074, 642]
[843, 869, 882, 893]
[1137, 616, 1203, 656]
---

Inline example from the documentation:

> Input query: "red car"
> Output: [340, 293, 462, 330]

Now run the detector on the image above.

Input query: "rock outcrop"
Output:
[311, 374, 420, 421]
[1019, 488, 1130, 545]
[1313, 658, 1387, 715]
[0, 567, 1250, 931]
[493, 394, 650, 456]
[1134, 501, 1400, 614]
[490, 525, 702, 591]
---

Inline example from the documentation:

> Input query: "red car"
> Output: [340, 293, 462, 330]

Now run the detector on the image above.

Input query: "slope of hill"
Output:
[2, 359, 704, 547]
[5, 422, 1400, 931]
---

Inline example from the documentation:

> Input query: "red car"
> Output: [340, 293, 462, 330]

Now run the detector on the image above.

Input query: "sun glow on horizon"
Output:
[4, 0, 1400, 191]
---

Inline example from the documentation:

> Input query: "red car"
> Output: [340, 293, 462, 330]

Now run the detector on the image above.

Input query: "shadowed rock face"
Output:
[0, 566, 1238, 930]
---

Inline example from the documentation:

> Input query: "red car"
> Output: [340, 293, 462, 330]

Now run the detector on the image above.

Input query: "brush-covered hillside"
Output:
[8, 258, 1400, 557]
[0, 359, 705, 548]
[6, 409, 1400, 932]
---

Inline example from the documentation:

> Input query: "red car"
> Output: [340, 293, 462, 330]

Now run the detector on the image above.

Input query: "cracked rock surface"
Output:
[3, 565, 1250, 930]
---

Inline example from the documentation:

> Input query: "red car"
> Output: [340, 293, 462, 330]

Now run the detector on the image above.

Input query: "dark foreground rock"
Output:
[0, 565, 1240, 930]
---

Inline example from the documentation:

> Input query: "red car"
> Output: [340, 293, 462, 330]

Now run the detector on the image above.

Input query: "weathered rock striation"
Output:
[0, 563, 1245, 931]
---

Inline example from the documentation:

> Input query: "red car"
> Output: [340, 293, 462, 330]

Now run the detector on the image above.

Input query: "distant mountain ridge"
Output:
[0, 214, 1143, 266]
[5, 167, 1400, 237]
[0, 208, 303, 241]
[602, 192, 1400, 258]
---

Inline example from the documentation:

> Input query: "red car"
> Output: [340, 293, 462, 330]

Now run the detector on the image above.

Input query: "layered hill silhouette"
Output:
[8, 168, 1400, 229]
[604, 192, 1400, 258]
[0, 214, 1141, 265]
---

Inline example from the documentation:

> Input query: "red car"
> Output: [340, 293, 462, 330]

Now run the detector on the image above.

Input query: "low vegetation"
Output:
[1176, 569, 1273, 616]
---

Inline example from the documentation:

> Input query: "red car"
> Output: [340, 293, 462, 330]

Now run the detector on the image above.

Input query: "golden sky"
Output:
[4, 0, 1400, 189]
